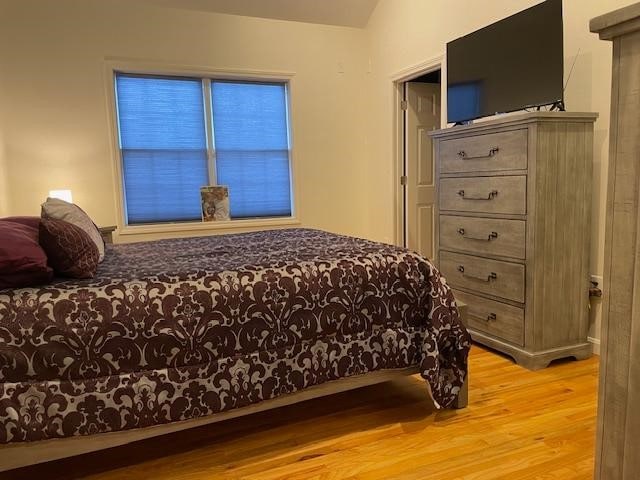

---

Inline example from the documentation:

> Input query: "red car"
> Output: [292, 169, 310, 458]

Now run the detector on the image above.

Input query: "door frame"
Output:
[390, 55, 446, 247]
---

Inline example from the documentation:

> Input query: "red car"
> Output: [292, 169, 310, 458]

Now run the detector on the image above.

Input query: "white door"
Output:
[406, 81, 441, 260]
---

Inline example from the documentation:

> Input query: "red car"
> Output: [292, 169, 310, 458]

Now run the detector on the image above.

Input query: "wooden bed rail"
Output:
[0, 367, 430, 472]
[0, 295, 469, 473]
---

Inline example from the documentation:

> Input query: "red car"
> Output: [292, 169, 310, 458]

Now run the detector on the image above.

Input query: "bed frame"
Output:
[0, 231, 470, 472]
[0, 365, 468, 472]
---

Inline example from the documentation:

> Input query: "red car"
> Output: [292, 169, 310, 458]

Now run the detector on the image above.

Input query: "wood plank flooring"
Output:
[2, 345, 599, 479]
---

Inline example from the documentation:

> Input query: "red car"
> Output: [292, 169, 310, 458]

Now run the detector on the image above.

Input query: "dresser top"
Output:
[591, 2, 640, 39]
[429, 111, 598, 139]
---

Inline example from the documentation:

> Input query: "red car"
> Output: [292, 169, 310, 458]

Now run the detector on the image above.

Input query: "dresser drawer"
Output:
[452, 289, 524, 346]
[440, 175, 526, 215]
[440, 215, 526, 259]
[440, 129, 528, 173]
[440, 251, 525, 303]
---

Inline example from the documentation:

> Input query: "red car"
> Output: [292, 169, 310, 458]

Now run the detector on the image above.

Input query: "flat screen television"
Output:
[446, 0, 564, 124]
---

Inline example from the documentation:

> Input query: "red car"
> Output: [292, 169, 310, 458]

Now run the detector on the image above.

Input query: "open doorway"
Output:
[401, 69, 441, 260]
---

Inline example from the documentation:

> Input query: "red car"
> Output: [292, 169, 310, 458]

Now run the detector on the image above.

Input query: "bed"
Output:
[0, 228, 470, 471]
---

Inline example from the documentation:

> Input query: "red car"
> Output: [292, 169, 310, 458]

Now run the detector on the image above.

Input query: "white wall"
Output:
[364, 0, 634, 347]
[0, 136, 7, 218]
[0, 27, 8, 218]
[0, 0, 370, 239]
[0, 136, 8, 218]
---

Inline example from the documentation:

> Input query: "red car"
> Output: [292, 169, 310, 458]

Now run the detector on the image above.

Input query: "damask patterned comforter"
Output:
[0, 228, 470, 443]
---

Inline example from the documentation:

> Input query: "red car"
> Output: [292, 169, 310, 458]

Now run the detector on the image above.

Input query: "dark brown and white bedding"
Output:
[0, 229, 470, 443]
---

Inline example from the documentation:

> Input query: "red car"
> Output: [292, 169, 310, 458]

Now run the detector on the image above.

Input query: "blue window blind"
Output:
[211, 81, 292, 219]
[115, 74, 208, 224]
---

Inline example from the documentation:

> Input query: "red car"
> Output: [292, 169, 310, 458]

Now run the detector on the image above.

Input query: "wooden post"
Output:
[455, 301, 469, 409]
[590, 4, 640, 479]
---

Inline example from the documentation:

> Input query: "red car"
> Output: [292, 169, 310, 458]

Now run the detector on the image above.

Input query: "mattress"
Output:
[0, 228, 470, 443]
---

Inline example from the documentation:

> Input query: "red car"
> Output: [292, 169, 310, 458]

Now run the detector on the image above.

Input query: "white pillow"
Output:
[41, 198, 105, 262]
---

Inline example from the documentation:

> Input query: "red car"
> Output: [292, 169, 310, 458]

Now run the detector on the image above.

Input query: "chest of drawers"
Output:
[429, 112, 598, 369]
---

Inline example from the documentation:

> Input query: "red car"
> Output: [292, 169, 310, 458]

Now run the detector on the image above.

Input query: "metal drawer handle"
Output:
[457, 147, 499, 160]
[457, 190, 498, 200]
[468, 310, 498, 322]
[457, 228, 499, 241]
[457, 265, 498, 282]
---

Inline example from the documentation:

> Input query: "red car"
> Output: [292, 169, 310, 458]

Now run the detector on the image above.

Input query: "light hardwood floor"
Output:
[2, 345, 598, 480]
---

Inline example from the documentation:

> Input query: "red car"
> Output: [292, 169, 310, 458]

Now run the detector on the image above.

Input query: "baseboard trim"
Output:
[588, 336, 601, 355]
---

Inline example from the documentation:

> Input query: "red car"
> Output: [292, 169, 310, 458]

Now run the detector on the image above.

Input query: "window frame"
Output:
[105, 60, 299, 236]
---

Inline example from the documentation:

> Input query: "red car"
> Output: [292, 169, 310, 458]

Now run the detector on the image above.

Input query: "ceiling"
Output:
[134, 0, 380, 28]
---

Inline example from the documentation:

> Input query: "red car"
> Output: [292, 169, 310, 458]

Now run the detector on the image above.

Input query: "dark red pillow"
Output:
[39, 218, 99, 279]
[3, 216, 41, 230]
[0, 220, 53, 290]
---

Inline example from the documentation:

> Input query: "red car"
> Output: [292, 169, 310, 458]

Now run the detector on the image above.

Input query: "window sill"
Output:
[118, 217, 302, 236]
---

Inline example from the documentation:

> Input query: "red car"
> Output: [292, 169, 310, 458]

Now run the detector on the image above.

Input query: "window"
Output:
[114, 73, 293, 225]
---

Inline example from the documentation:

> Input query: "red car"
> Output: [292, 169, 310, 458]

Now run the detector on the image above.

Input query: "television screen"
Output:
[446, 0, 563, 124]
